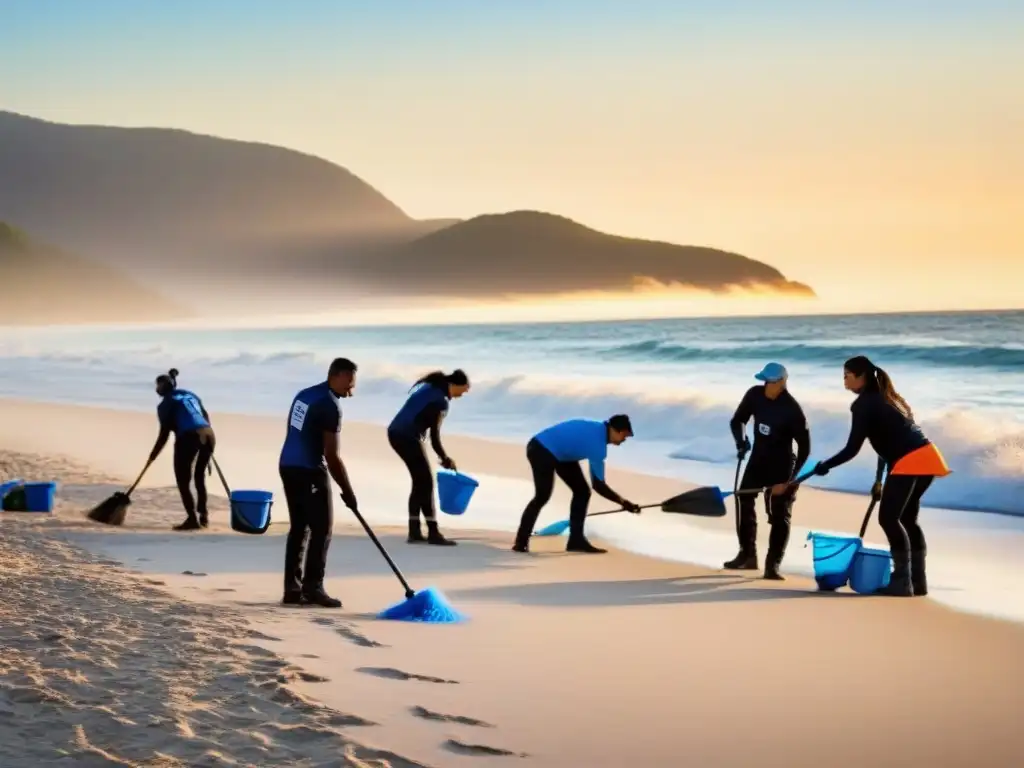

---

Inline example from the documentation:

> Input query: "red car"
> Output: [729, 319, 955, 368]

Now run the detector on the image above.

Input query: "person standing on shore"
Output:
[811, 355, 950, 597]
[278, 357, 359, 608]
[725, 363, 811, 580]
[387, 369, 470, 546]
[513, 415, 640, 554]
[148, 368, 216, 532]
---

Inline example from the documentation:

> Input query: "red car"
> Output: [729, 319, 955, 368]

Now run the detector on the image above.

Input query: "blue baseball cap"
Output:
[754, 362, 788, 382]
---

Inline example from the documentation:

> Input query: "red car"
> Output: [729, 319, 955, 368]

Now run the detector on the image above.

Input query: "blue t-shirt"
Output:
[388, 383, 450, 439]
[279, 382, 342, 470]
[533, 419, 609, 482]
[157, 388, 210, 434]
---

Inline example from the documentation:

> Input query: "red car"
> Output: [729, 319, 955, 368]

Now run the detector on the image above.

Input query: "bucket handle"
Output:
[811, 540, 860, 562]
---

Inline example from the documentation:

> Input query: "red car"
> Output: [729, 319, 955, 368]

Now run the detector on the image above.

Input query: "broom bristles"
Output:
[377, 586, 466, 623]
[86, 493, 131, 526]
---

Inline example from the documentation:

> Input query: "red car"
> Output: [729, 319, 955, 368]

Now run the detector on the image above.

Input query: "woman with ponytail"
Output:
[387, 369, 471, 546]
[150, 368, 216, 531]
[812, 356, 950, 597]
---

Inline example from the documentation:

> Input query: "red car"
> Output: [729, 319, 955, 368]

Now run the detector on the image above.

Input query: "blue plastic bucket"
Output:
[849, 547, 892, 594]
[807, 532, 861, 591]
[436, 470, 479, 516]
[24, 481, 57, 512]
[230, 490, 273, 534]
[0, 479, 24, 502]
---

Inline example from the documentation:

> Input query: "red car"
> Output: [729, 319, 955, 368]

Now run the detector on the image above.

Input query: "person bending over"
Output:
[513, 415, 639, 555]
[811, 355, 950, 597]
[725, 362, 811, 580]
[148, 368, 216, 531]
[387, 369, 471, 546]
[278, 357, 359, 608]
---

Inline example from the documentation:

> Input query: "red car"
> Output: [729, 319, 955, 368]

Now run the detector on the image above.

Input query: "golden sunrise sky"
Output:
[2, 1, 1021, 316]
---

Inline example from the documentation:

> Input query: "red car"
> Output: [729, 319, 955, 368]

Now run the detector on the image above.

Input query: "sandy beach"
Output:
[2, 397, 1023, 767]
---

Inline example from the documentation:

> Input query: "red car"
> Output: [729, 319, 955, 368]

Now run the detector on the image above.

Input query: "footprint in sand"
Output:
[278, 670, 330, 684]
[310, 617, 388, 648]
[246, 629, 282, 642]
[410, 706, 493, 728]
[357, 667, 458, 685]
[443, 740, 527, 758]
[143, 579, 166, 586]
[216, 588, 236, 593]
[181, 570, 208, 577]
[299, 653, 320, 659]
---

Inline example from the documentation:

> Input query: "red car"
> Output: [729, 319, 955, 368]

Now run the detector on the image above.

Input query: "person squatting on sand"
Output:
[810, 355, 950, 597]
[387, 369, 470, 547]
[725, 362, 811, 580]
[277, 357, 359, 608]
[514, 415, 640, 554]
[148, 368, 216, 531]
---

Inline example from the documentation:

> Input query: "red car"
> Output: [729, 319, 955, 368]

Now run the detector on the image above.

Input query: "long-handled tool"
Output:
[86, 459, 153, 526]
[534, 502, 663, 536]
[345, 504, 464, 623]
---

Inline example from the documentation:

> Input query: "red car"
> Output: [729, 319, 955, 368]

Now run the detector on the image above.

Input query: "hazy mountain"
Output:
[346, 211, 815, 298]
[0, 222, 186, 324]
[0, 110, 814, 311]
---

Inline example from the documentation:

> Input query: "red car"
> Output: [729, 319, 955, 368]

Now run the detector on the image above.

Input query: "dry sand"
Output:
[1, 398, 1023, 767]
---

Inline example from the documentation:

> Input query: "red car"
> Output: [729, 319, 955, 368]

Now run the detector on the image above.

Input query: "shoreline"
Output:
[1, 396, 1023, 627]
[2, 397, 1024, 765]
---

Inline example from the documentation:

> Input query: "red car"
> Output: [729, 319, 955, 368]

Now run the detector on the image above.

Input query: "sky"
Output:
[1, 0, 1022, 316]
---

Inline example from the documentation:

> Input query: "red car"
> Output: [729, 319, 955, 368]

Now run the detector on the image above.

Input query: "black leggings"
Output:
[878, 474, 934, 554]
[388, 431, 438, 525]
[173, 429, 214, 519]
[280, 466, 333, 593]
[516, 438, 591, 543]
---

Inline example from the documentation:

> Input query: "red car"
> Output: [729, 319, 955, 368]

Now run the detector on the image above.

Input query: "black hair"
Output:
[844, 355, 913, 419]
[155, 368, 178, 395]
[328, 358, 357, 377]
[606, 414, 633, 435]
[412, 369, 469, 391]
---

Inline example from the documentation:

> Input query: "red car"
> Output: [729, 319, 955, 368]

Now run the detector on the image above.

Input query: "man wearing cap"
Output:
[726, 363, 811, 579]
[513, 415, 639, 554]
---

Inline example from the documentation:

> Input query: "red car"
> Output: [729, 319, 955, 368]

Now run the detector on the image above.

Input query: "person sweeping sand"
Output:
[147, 368, 216, 531]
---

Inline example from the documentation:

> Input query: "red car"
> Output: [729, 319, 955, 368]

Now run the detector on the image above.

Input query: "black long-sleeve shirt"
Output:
[820, 390, 929, 477]
[729, 385, 811, 483]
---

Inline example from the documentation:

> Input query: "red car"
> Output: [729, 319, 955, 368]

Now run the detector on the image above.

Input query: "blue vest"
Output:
[279, 382, 338, 469]
[533, 419, 609, 482]
[388, 383, 449, 438]
[159, 388, 210, 434]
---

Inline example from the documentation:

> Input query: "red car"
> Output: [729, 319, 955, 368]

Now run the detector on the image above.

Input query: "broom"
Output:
[85, 460, 153, 526]
[346, 504, 464, 623]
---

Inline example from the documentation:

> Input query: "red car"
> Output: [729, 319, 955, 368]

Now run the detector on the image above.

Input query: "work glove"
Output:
[812, 461, 829, 477]
[340, 488, 358, 512]
[736, 437, 751, 460]
[870, 482, 883, 503]
[440, 456, 457, 471]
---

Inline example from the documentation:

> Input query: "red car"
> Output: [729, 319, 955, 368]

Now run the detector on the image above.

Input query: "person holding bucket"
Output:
[811, 355, 950, 597]
[148, 368, 216, 531]
[513, 415, 639, 554]
[725, 362, 811, 580]
[387, 369, 471, 547]
[278, 357, 359, 608]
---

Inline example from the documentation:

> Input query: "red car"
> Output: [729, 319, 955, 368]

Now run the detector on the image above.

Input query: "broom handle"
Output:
[347, 506, 416, 599]
[858, 465, 886, 539]
[126, 460, 153, 495]
[210, 456, 232, 496]
[589, 502, 661, 519]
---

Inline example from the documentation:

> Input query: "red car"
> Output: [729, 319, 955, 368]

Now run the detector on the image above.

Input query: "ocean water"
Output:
[3, 310, 1024, 623]
[2, 310, 1022, 515]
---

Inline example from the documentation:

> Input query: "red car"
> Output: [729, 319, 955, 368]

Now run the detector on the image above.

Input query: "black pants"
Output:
[878, 474, 933, 554]
[736, 465, 796, 562]
[280, 466, 333, 594]
[173, 429, 214, 520]
[388, 431, 438, 528]
[516, 438, 591, 544]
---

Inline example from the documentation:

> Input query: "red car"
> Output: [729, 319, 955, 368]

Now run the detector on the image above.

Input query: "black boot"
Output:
[763, 522, 790, 580]
[911, 549, 928, 596]
[427, 522, 457, 547]
[723, 550, 758, 571]
[877, 550, 914, 597]
[407, 519, 425, 544]
[566, 537, 607, 554]
[302, 587, 342, 608]
[173, 516, 202, 531]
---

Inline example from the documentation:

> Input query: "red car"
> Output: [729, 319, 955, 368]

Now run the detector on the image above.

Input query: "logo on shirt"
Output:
[290, 400, 309, 431]
[758, 422, 772, 436]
